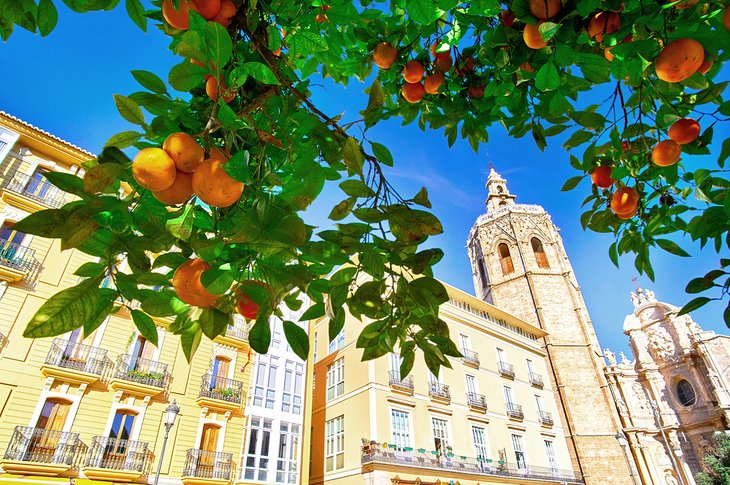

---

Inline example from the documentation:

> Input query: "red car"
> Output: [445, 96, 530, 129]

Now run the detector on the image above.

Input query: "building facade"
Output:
[309, 282, 582, 485]
[466, 168, 632, 484]
[605, 288, 730, 485]
[0, 111, 271, 485]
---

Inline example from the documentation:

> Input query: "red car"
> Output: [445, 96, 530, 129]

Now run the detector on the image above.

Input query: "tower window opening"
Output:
[499, 201, 507, 206]
[531, 238, 550, 269]
[498, 243, 514, 275]
[675, 379, 696, 406]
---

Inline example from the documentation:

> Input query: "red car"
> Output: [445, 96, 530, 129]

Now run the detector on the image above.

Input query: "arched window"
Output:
[498, 243, 514, 275]
[676, 379, 696, 406]
[499, 200, 507, 206]
[531, 238, 549, 269]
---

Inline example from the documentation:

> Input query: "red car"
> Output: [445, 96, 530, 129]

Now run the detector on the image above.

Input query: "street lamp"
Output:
[615, 430, 639, 485]
[153, 400, 180, 485]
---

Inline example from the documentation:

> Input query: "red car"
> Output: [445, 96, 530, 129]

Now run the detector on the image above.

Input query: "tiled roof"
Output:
[0, 110, 95, 158]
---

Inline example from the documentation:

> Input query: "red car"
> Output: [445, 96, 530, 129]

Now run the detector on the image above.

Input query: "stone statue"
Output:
[619, 352, 632, 367]
[647, 327, 676, 363]
[664, 471, 679, 485]
[605, 348, 617, 366]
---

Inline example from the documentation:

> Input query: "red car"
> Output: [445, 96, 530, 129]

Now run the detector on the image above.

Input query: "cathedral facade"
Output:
[604, 288, 730, 485]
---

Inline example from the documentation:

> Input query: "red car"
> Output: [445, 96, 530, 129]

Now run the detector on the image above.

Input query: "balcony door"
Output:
[104, 410, 137, 468]
[211, 356, 230, 390]
[197, 424, 220, 476]
[0, 223, 27, 262]
[28, 398, 71, 461]
[129, 336, 154, 370]
[24, 169, 58, 201]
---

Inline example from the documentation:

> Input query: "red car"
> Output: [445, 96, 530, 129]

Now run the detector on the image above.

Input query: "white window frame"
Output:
[325, 415, 344, 472]
[503, 385, 514, 405]
[535, 394, 544, 413]
[544, 440, 558, 472]
[511, 434, 528, 469]
[328, 328, 345, 354]
[460, 334, 471, 351]
[496, 347, 507, 364]
[390, 409, 411, 451]
[526, 358, 535, 374]
[431, 417, 450, 454]
[243, 416, 273, 481]
[465, 374, 478, 395]
[275, 421, 301, 484]
[471, 426, 490, 460]
[326, 357, 345, 401]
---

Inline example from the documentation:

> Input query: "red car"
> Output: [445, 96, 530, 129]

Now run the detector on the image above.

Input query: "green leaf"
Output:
[563, 130, 594, 149]
[677, 297, 713, 316]
[205, 21, 233, 68]
[235, 62, 279, 85]
[370, 141, 393, 166]
[283, 320, 309, 360]
[329, 198, 356, 221]
[84, 163, 124, 194]
[180, 322, 202, 362]
[104, 130, 141, 149]
[561, 176, 583, 192]
[14, 208, 70, 238]
[131, 310, 158, 347]
[535, 62, 560, 91]
[113, 94, 145, 126]
[249, 315, 271, 353]
[84, 290, 117, 337]
[407, 0, 441, 24]
[44, 171, 85, 196]
[287, 31, 329, 55]
[413, 187, 432, 208]
[200, 267, 235, 294]
[342, 137, 364, 175]
[686, 277, 715, 294]
[74, 262, 106, 277]
[299, 302, 325, 321]
[131, 70, 167, 94]
[361, 80, 385, 126]
[125, 0, 146, 32]
[655, 239, 690, 257]
[23, 279, 101, 338]
[198, 307, 231, 339]
[166, 204, 194, 240]
[168, 61, 205, 92]
[340, 180, 374, 198]
[222, 151, 250, 183]
[37, 0, 58, 36]
[140, 290, 187, 317]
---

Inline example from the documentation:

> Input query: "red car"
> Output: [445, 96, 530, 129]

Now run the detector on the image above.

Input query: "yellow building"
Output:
[310, 282, 583, 485]
[0, 111, 259, 485]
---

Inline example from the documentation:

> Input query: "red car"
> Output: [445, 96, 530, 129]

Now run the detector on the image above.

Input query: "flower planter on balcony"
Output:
[196, 374, 246, 412]
[0, 238, 41, 284]
[109, 354, 169, 396]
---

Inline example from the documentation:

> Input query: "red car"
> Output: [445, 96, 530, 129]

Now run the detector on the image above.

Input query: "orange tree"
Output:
[1, 0, 729, 376]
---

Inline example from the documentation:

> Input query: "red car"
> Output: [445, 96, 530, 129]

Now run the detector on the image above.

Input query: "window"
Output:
[211, 356, 231, 389]
[676, 379, 696, 406]
[498, 243, 514, 275]
[532, 238, 549, 269]
[465, 375, 478, 395]
[431, 417, 449, 454]
[526, 359, 535, 374]
[282, 360, 303, 414]
[511, 434, 527, 469]
[328, 328, 345, 354]
[35, 398, 71, 431]
[272, 328, 282, 349]
[253, 355, 278, 409]
[0, 223, 28, 263]
[276, 422, 300, 483]
[503, 386, 514, 405]
[496, 347, 507, 365]
[391, 410, 411, 451]
[472, 427, 489, 460]
[129, 335, 155, 368]
[326, 358, 344, 401]
[313, 332, 318, 362]
[108, 410, 136, 451]
[460, 334, 471, 351]
[244, 417, 272, 480]
[325, 416, 344, 472]
[389, 353, 402, 376]
[544, 440, 558, 472]
[535, 394, 544, 413]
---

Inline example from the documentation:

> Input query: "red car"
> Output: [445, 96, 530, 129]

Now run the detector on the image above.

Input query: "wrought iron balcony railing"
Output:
[428, 382, 451, 402]
[84, 437, 153, 475]
[506, 402, 524, 420]
[467, 392, 488, 411]
[182, 449, 234, 481]
[2, 171, 69, 208]
[461, 348, 480, 368]
[225, 323, 248, 341]
[3, 426, 86, 467]
[113, 354, 169, 389]
[0, 331, 7, 353]
[498, 361, 515, 378]
[388, 371, 414, 393]
[0, 239, 41, 282]
[529, 372, 544, 387]
[539, 411, 554, 426]
[361, 445, 583, 483]
[199, 374, 245, 404]
[45, 338, 111, 376]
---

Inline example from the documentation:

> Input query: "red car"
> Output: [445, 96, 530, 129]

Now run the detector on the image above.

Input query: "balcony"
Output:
[0, 331, 7, 354]
[388, 371, 414, 395]
[539, 411, 554, 427]
[83, 437, 153, 482]
[529, 372, 544, 387]
[182, 449, 235, 485]
[0, 239, 41, 284]
[467, 392, 488, 413]
[498, 361, 515, 379]
[1, 426, 87, 476]
[109, 354, 169, 396]
[1, 171, 69, 209]
[506, 403, 524, 420]
[428, 382, 451, 404]
[214, 320, 249, 349]
[197, 374, 245, 411]
[361, 445, 583, 484]
[461, 348, 480, 368]
[41, 338, 111, 384]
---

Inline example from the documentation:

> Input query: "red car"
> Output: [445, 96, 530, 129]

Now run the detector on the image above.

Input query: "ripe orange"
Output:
[401, 82, 425, 103]
[206, 76, 236, 103]
[212, 0, 236, 27]
[468, 85, 485, 99]
[519, 62, 535, 72]
[402, 60, 425, 83]
[501, 9, 516, 27]
[611, 187, 639, 219]
[524, 22, 547, 49]
[373, 42, 398, 69]
[529, 0, 562, 19]
[674, 0, 698, 8]
[162, 0, 191, 30]
[651, 140, 681, 167]
[668, 118, 700, 144]
[192, 152, 244, 207]
[655, 38, 704, 83]
[455, 56, 475, 76]
[191, 0, 221, 19]
[315, 13, 329, 22]
[436, 55, 453, 72]
[172, 258, 219, 308]
[430, 42, 451, 60]
[132, 148, 177, 192]
[697, 60, 712, 74]
[163, 132, 204, 173]
[153, 170, 194, 205]
[724, 6, 730, 31]
[424, 72, 444, 94]
[236, 280, 272, 319]
[591, 165, 615, 188]
[587, 12, 620, 43]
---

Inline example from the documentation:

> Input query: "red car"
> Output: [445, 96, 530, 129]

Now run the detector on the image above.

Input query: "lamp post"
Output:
[153, 400, 180, 485]
[615, 430, 639, 485]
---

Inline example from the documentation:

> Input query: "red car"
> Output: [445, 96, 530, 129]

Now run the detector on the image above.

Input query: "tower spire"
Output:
[485, 166, 516, 212]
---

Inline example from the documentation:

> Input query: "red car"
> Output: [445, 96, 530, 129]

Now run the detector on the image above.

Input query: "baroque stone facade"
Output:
[467, 168, 632, 484]
[605, 288, 730, 484]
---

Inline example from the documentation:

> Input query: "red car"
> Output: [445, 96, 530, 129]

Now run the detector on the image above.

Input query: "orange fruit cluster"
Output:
[162, 0, 237, 30]
[611, 187, 639, 219]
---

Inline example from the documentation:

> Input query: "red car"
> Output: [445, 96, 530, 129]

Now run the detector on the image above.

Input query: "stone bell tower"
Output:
[467, 168, 633, 484]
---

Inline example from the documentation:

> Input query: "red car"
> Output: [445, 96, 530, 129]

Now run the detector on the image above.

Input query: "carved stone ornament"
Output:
[646, 327, 676, 363]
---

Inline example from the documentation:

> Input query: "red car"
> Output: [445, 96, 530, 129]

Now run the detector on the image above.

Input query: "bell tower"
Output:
[467, 168, 632, 484]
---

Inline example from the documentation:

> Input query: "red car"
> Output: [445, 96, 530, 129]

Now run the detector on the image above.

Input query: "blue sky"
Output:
[1, 4, 728, 357]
